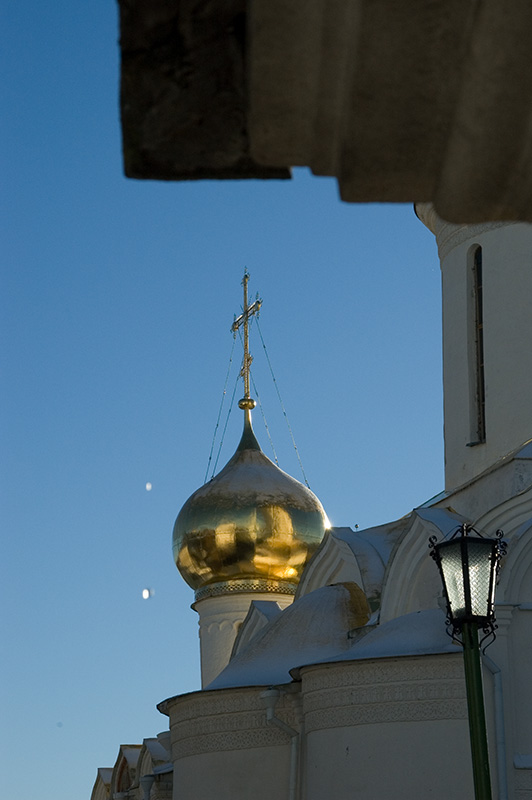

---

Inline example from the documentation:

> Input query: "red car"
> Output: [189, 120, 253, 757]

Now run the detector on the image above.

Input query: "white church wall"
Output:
[437, 451, 532, 530]
[379, 509, 464, 624]
[164, 686, 293, 800]
[301, 655, 486, 800]
[510, 608, 532, 758]
[495, 519, 532, 606]
[193, 592, 294, 687]
[515, 769, 532, 800]
[90, 769, 112, 800]
[109, 746, 142, 800]
[171, 747, 290, 800]
[438, 222, 532, 491]
[305, 720, 473, 799]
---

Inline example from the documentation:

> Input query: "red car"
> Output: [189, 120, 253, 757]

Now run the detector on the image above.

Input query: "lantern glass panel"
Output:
[438, 537, 495, 624]
[439, 541, 466, 619]
[465, 540, 495, 618]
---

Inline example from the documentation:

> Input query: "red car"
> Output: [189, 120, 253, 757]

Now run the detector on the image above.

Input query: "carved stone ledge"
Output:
[304, 680, 465, 715]
[301, 656, 467, 732]
[306, 698, 466, 733]
[301, 655, 463, 693]
[173, 726, 289, 759]
[415, 203, 510, 261]
[167, 686, 296, 758]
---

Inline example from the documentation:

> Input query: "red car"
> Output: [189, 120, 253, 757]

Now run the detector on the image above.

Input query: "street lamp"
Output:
[429, 523, 506, 800]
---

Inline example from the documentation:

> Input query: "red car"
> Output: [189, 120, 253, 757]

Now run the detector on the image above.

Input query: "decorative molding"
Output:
[168, 688, 297, 759]
[435, 220, 508, 261]
[305, 698, 466, 733]
[204, 619, 240, 635]
[481, 501, 532, 603]
[415, 204, 510, 261]
[174, 708, 261, 739]
[169, 689, 268, 720]
[304, 681, 465, 715]
[173, 709, 293, 743]
[475, 487, 532, 538]
[173, 727, 289, 759]
[174, 707, 297, 739]
[168, 657, 474, 760]
[301, 655, 464, 693]
[195, 579, 297, 601]
[300, 657, 466, 732]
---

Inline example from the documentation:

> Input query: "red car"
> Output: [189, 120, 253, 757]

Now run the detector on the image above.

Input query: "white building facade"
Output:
[92, 210, 532, 800]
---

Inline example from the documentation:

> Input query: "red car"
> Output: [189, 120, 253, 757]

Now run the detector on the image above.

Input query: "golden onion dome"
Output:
[173, 409, 328, 600]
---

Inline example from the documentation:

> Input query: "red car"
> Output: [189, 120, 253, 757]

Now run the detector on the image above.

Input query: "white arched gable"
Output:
[109, 745, 142, 800]
[133, 736, 172, 800]
[231, 600, 285, 657]
[90, 768, 112, 800]
[296, 524, 403, 611]
[474, 483, 532, 540]
[137, 743, 154, 784]
[474, 484, 532, 604]
[496, 519, 532, 604]
[296, 529, 364, 599]
[379, 508, 466, 624]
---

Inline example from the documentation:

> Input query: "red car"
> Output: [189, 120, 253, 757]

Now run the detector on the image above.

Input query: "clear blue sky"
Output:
[1, 3, 442, 799]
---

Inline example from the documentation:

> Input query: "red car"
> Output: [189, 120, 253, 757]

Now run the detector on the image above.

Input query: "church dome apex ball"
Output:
[173, 412, 328, 599]
[238, 396, 256, 410]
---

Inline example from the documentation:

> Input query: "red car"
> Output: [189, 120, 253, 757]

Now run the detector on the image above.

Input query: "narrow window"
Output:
[468, 246, 486, 444]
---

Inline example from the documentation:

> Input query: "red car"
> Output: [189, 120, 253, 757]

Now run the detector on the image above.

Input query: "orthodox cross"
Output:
[231, 270, 262, 407]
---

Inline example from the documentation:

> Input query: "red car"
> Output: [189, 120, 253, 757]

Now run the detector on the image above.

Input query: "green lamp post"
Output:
[429, 523, 506, 800]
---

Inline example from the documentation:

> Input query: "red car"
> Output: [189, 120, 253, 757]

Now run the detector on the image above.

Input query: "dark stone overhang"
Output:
[118, 0, 532, 223]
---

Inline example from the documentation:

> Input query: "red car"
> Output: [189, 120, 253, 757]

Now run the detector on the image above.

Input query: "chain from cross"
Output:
[231, 270, 262, 406]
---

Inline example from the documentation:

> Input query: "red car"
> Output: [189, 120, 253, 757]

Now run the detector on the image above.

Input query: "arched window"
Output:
[467, 245, 486, 445]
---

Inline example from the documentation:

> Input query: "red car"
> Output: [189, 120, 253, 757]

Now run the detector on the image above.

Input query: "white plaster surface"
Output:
[194, 592, 293, 687]
[418, 211, 532, 491]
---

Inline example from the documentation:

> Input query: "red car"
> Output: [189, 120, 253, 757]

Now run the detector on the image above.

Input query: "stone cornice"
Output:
[167, 687, 296, 758]
[300, 655, 466, 732]
[415, 202, 510, 261]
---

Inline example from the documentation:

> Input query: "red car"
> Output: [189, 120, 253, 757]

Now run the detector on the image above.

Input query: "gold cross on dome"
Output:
[231, 270, 262, 408]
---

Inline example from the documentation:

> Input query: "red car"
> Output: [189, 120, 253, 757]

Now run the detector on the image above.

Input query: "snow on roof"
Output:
[143, 738, 170, 763]
[209, 597, 458, 691]
[293, 608, 458, 676]
[297, 520, 409, 603]
[333, 521, 406, 565]
[97, 768, 113, 785]
[121, 745, 142, 767]
[413, 506, 465, 535]
[334, 522, 406, 591]
[153, 763, 174, 775]
[207, 583, 367, 689]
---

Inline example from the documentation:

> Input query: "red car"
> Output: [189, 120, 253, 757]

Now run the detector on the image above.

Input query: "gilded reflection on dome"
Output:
[173, 411, 328, 598]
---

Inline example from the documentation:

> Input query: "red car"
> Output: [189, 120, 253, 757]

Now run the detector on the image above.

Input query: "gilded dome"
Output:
[173, 410, 328, 600]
